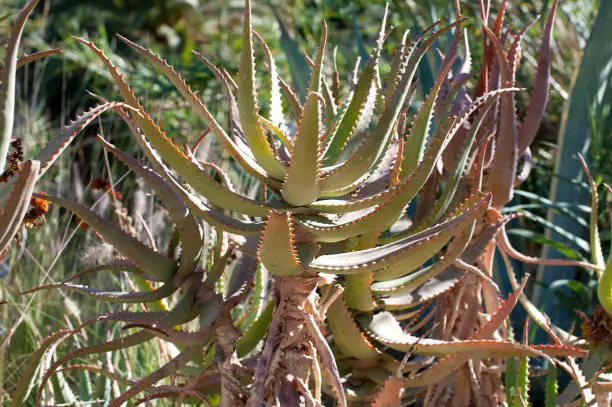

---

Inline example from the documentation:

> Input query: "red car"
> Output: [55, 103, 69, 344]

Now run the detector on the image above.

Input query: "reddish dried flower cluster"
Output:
[578, 306, 612, 345]
[91, 178, 121, 199]
[23, 192, 50, 229]
[0, 138, 24, 183]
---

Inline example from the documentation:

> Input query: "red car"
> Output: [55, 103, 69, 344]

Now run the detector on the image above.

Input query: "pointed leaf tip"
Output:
[281, 91, 323, 206]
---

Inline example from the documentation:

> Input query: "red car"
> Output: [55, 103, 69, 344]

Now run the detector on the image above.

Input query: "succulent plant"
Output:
[5, 0, 606, 405]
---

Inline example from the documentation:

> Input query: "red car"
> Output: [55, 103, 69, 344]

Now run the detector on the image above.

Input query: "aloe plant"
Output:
[6, 0, 605, 405]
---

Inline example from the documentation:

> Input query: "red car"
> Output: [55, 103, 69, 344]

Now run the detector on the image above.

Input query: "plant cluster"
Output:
[1, 0, 612, 405]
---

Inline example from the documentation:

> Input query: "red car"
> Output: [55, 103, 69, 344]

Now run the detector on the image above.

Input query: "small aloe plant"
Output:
[6, 0, 604, 405]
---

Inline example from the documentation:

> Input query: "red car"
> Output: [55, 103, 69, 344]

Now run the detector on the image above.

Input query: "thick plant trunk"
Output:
[247, 276, 327, 407]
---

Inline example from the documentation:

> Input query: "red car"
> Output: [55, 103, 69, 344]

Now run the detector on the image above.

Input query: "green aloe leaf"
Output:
[97, 136, 202, 279]
[258, 211, 304, 276]
[253, 31, 284, 130]
[280, 91, 322, 206]
[327, 293, 379, 359]
[237, 0, 286, 179]
[19, 280, 178, 304]
[401, 54, 456, 175]
[236, 300, 274, 357]
[544, 363, 558, 407]
[280, 25, 327, 206]
[36, 102, 129, 177]
[38, 193, 177, 281]
[114, 108, 267, 236]
[306, 193, 491, 274]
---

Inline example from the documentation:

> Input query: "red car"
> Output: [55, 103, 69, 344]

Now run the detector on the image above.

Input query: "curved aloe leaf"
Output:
[281, 91, 323, 206]
[413, 98, 496, 229]
[483, 25, 518, 208]
[576, 154, 605, 269]
[327, 293, 379, 359]
[516, 0, 558, 156]
[306, 193, 491, 275]
[361, 311, 584, 358]
[36, 331, 155, 404]
[19, 281, 178, 304]
[371, 218, 497, 298]
[113, 107, 268, 236]
[92, 282, 198, 326]
[404, 281, 528, 388]
[36, 102, 130, 177]
[0, 160, 39, 255]
[252, 31, 284, 129]
[237, 0, 286, 179]
[0, 0, 39, 174]
[14, 48, 63, 70]
[107, 346, 201, 407]
[97, 136, 202, 279]
[257, 211, 304, 276]
[37, 193, 177, 281]
[280, 25, 327, 206]
[401, 55, 456, 175]
[236, 300, 274, 357]
[237, 261, 268, 329]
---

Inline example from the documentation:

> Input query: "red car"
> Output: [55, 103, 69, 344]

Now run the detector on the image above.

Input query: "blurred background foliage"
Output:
[1, 0, 610, 402]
